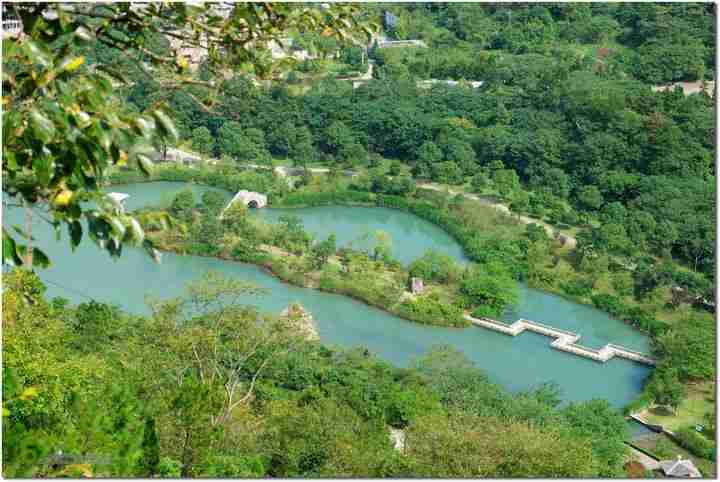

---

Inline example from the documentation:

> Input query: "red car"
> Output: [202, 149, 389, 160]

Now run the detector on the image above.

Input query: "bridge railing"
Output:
[607, 344, 656, 359]
[557, 341, 603, 356]
[519, 319, 579, 338]
[468, 315, 656, 365]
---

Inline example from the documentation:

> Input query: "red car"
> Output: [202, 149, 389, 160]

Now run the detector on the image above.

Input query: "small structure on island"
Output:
[658, 456, 701, 478]
[408, 277, 424, 295]
[219, 190, 267, 218]
[388, 427, 405, 453]
[280, 303, 319, 341]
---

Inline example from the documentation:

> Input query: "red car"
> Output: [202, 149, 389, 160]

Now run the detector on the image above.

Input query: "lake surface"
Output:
[2, 182, 652, 409]
[252, 205, 468, 265]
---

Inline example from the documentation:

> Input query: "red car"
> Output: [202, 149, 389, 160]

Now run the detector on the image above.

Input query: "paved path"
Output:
[627, 445, 660, 471]
[417, 182, 577, 248]
[652, 81, 715, 97]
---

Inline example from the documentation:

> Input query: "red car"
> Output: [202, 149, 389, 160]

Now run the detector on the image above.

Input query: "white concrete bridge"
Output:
[466, 315, 657, 366]
[219, 190, 267, 218]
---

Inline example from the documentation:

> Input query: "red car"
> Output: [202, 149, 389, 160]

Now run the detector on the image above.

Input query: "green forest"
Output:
[2, 2, 717, 478]
[125, 3, 715, 281]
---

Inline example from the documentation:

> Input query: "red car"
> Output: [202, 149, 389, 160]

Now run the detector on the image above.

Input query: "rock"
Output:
[280, 303, 319, 341]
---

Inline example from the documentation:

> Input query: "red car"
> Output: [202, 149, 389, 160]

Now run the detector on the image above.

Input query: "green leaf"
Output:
[2, 229, 24, 266]
[29, 110, 56, 144]
[23, 40, 51, 68]
[74, 26, 94, 42]
[128, 218, 145, 244]
[153, 110, 179, 143]
[32, 154, 53, 187]
[106, 216, 127, 238]
[143, 239, 162, 264]
[31, 248, 51, 269]
[4, 151, 18, 171]
[2, 37, 18, 59]
[68, 221, 82, 249]
[134, 116, 156, 138]
[137, 154, 154, 176]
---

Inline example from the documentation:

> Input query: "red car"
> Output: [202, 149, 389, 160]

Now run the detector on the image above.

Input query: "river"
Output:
[2, 181, 652, 411]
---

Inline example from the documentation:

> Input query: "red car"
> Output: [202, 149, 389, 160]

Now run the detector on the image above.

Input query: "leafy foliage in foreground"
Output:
[2, 2, 373, 268]
[3, 270, 632, 477]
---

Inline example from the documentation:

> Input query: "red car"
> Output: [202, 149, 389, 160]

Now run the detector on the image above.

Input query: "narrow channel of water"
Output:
[2, 182, 652, 409]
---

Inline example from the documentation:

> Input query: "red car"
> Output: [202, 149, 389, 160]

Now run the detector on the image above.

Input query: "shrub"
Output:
[590, 293, 626, 318]
[471, 305, 502, 319]
[562, 278, 594, 298]
[157, 458, 182, 478]
[169, 189, 196, 221]
[460, 262, 519, 316]
[396, 293, 467, 327]
[673, 426, 716, 460]
[198, 455, 267, 477]
[231, 243, 264, 263]
[408, 250, 460, 284]
[625, 307, 669, 336]
[278, 190, 375, 207]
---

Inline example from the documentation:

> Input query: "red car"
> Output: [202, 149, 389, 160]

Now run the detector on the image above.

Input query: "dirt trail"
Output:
[417, 182, 577, 249]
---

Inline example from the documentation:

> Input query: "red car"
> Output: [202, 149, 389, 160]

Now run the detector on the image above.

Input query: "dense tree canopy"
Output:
[120, 3, 714, 280]
[3, 271, 635, 478]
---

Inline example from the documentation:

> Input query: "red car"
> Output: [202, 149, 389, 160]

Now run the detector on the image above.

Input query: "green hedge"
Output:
[673, 426, 716, 460]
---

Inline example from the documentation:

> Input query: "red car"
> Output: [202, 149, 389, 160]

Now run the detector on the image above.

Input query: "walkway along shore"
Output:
[466, 315, 657, 366]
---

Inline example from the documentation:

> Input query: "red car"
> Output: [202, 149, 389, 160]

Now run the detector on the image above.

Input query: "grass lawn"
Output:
[641, 381, 715, 431]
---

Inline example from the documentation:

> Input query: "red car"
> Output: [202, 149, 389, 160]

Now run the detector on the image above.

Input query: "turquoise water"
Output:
[2, 182, 652, 408]
[109, 181, 232, 211]
[252, 205, 468, 266]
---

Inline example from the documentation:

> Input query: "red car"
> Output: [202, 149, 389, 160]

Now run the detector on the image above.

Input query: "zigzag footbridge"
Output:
[466, 315, 657, 367]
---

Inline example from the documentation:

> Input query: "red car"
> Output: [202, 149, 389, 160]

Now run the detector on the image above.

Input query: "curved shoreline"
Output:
[266, 199, 659, 338]
[153, 241, 470, 330]
[153, 240, 657, 368]
[113, 174, 656, 339]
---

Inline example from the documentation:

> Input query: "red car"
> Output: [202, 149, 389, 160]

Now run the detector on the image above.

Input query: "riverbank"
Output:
[114, 169, 664, 342]
[140, 209, 658, 373]
[142, 209, 472, 329]
[108, 166, 674, 338]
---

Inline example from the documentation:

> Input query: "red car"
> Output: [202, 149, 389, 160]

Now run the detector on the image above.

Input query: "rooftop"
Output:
[658, 456, 702, 478]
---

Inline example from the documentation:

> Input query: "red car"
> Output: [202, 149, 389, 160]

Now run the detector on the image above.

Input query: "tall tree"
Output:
[191, 127, 215, 157]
